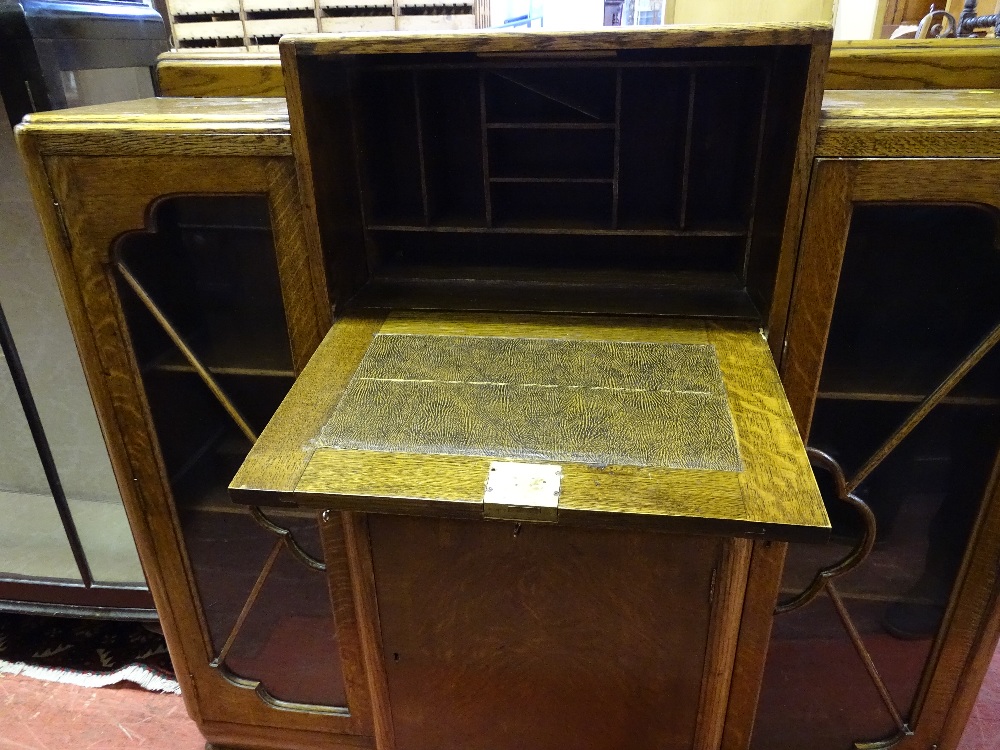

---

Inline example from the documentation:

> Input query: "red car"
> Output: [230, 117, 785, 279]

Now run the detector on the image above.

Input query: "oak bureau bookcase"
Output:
[18, 28, 1000, 750]
[232, 24, 831, 750]
[17, 24, 835, 750]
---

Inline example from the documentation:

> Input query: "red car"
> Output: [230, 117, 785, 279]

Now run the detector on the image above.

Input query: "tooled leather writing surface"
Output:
[320, 333, 742, 471]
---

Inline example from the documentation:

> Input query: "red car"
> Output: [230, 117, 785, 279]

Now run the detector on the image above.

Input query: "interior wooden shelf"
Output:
[485, 122, 617, 130]
[777, 588, 944, 607]
[366, 224, 746, 237]
[149, 362, 294, 378]
[144, 348, 295, 379]
[817, 390, 1000, 407]
[488, 177, 615, 184]
[349, 277, 760, 319]
[361, 60, 774, 72]
[819, 362, 1000, 408]
[176, 447, 317, 519]
[372, 264, 744, 287]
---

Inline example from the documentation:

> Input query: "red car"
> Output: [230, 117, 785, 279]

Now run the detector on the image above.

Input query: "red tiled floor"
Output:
[1, 646, 999, 748]
[959, 647, 1000, 750]
[0, 673, 203, 749]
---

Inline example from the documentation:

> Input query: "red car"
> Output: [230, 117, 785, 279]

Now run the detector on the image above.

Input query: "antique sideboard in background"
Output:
[154, 38, 1000, 97]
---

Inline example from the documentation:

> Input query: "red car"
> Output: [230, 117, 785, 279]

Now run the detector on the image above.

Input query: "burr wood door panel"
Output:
[367, 514, 734, 750]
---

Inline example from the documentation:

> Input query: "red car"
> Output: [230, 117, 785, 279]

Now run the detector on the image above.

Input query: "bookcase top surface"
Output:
[231, 309, 830, 542]
[283, 23, 832, 57]
[18, 96, 288, 125]
[818, 88, 1000, 157]
[16, 97, 292, 157]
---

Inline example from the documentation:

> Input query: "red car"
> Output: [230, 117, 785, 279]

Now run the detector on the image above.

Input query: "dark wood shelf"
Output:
[486, 122, 617, 130]
[818, 360, 1000, 408]
[350, 56, 767, 289]
[375, 264, 744, 289]
[140, 318, 296, 379]
[367, 223, 746, 237]
[351, 275, 760, 319]
[173, 434, 316, 519]
[817, 390, 1000, 407]
[777, 587, 943, 607]
[367, 60, 774, 73]
[489, 177, 615, 184]
[148, 359, 295, 378]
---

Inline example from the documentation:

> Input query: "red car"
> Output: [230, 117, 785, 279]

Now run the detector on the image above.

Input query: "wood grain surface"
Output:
[818, 89, 1000, 158]
[157, 51, 286, 98]
[16, 98, 292, 157]
[230, 311, 387, 505]
[780, 159, 854, 438]
[763, 37, 830, 364]
[284, 24, 831, 57]
[826, 39, 1000, 91]
[694, 537, 753, 750]
[21, 97, 289, 123]
[319, 513, 375, 737]
[341, 514, 396, 750]
[266, 158, 332, 371]
[367, 514, 723, 750]
[720, 540, 788, 750]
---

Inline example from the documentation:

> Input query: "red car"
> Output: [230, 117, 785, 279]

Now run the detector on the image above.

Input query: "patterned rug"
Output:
[0, 612, 179, 693]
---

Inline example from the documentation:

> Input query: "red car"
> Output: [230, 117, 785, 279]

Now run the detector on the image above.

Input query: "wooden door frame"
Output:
[17, 140, 371, 749]
[781, 156, 1000, 749]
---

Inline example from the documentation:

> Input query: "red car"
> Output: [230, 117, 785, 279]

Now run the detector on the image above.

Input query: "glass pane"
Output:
[0, 355, 81, 582]
[0, 97, 142, 585]
[753, 203, 1000, 750]
[61, 68, 155, 110]
[114, 195, 348, 709]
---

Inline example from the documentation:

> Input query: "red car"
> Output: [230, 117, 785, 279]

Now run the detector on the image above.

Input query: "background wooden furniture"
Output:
[749, 90, 1000, 750]
[155, 39, 1000, 99]
[826, 38, 1000, 89]
[666, 0, 833, 25]
[157, 49, 286, 97]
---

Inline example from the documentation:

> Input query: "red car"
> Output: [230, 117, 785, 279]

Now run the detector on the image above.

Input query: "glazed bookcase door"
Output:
[758, 159, 1000, 750]
[41, 153, 373, 747]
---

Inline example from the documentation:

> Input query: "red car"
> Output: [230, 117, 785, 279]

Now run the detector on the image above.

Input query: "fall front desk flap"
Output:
[230, 310, 829, 542]
[229, 26, 831, 541]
